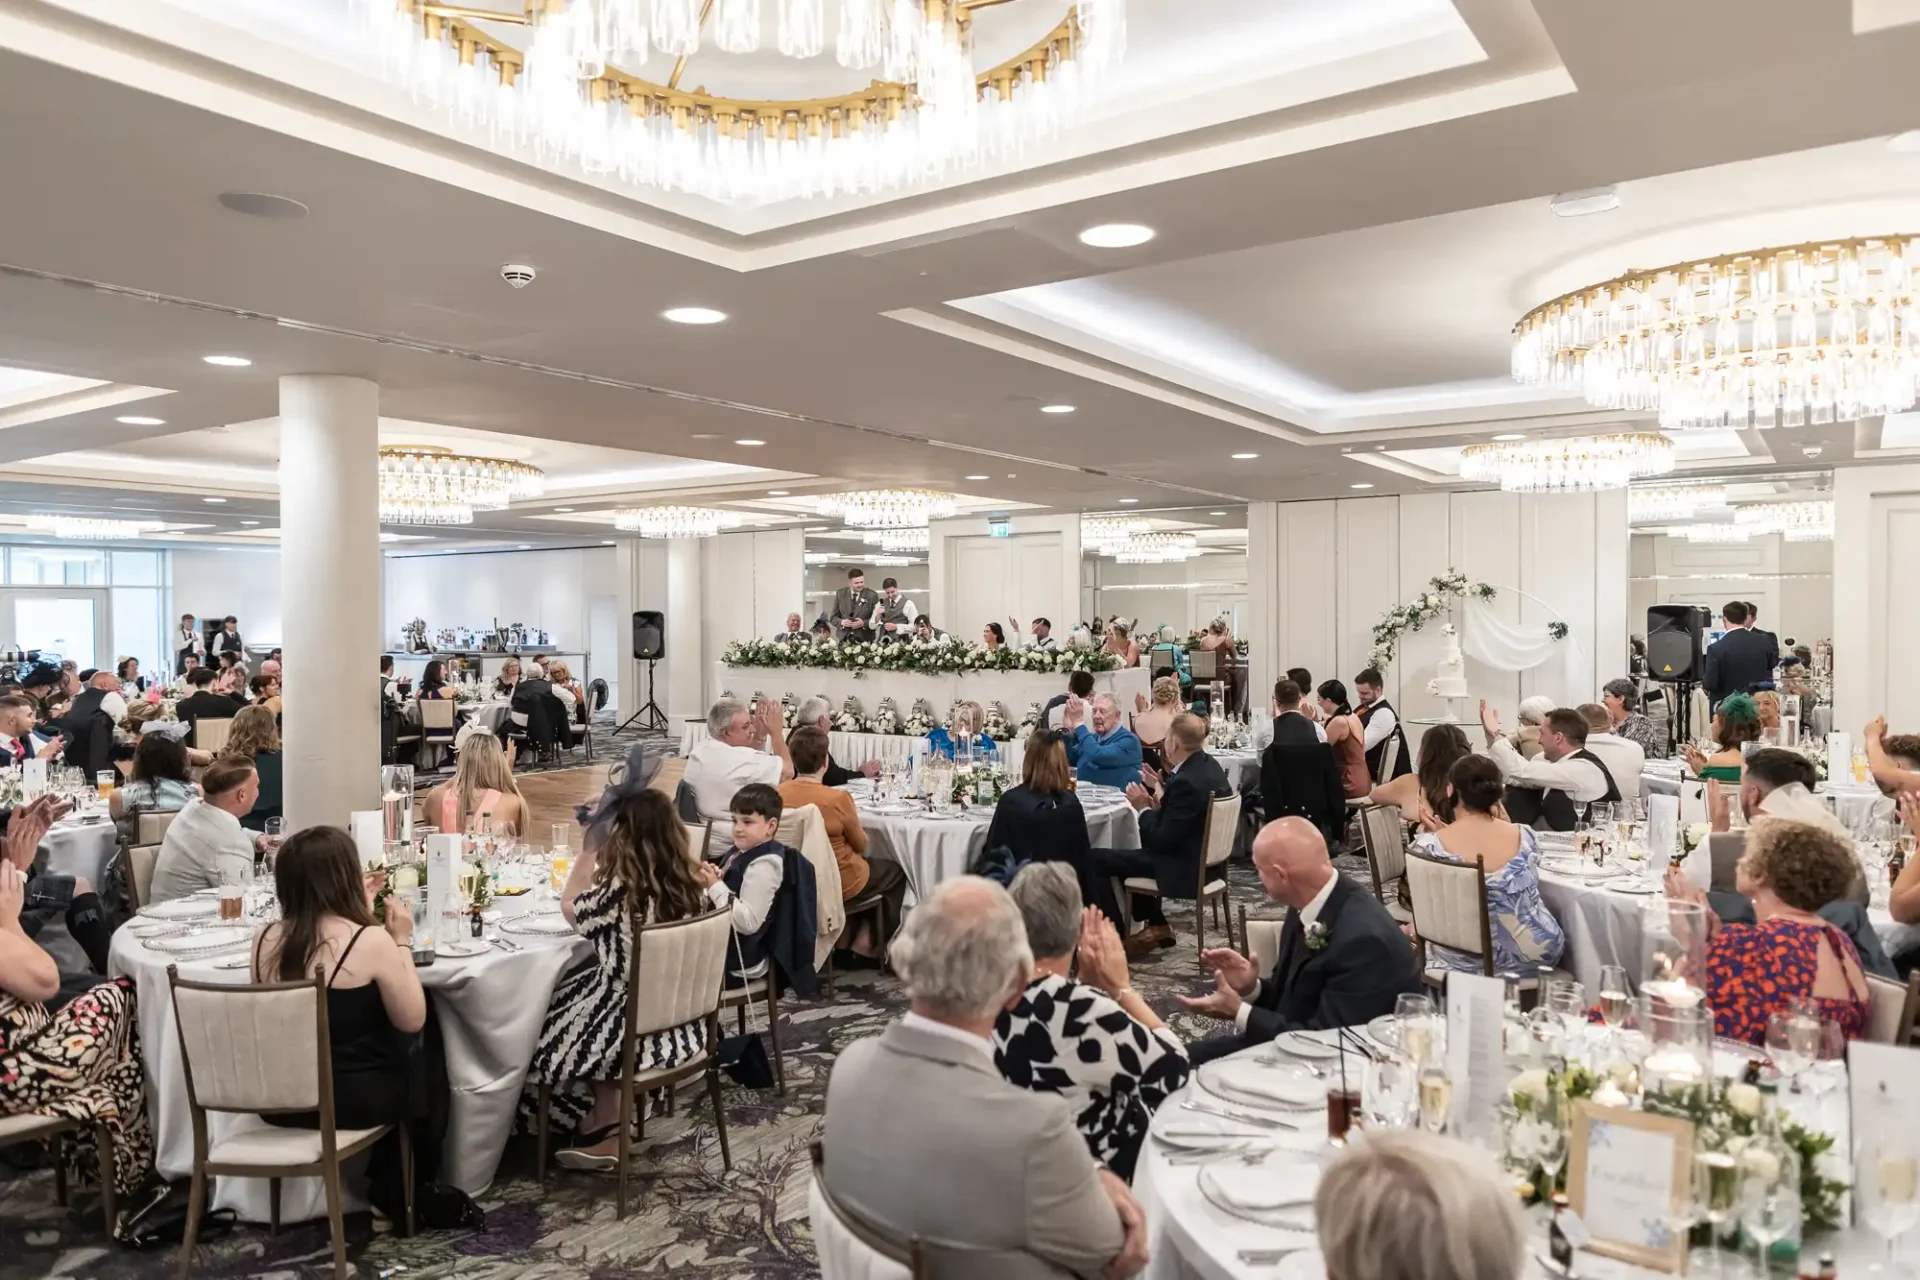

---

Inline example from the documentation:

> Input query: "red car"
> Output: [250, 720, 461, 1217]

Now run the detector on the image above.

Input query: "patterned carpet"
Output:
[1, 845, 1350, 1279]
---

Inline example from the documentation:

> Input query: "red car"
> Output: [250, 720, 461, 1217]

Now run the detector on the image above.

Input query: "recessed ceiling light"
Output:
[1548, 186, 1620, 218]
[965, 474, 989, 481]
[1492, 433, 1526, 441]
[115, 415, 165, 426]
[663, 307, 727, 325]
[768, 490, 789, 496]
[1890, 131, 1920, 153]
[1040, 404, 1076, 414]
[202, 497, 227, 504]
[202, 355, 251, 367]
[1079, 223, 1155, 248]
[1209, 511, 1227, 516]
[1231, 452, 1259, 460]
[1118, 498, 1139, 504]
[735, 438, 765, 446]
[1005, 473, 1016, 479]
[554, 507, 575, 512]
[517, 544, 532, 549]
[240, 520, 261, 526]
[690, 433, 721, 440]
[805, 525, 829, 532]
[1351, 483, 1375, 490]
[602, 539, 616, 545]
[218, 191, 308, 219]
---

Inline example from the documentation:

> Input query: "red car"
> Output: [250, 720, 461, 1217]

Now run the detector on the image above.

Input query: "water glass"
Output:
[1362, 1052, 1416, 1130]
[1857, 1129, 1920, 1272]
[1764, 1011, 1819, 1093]
[551, 822, 572, 855]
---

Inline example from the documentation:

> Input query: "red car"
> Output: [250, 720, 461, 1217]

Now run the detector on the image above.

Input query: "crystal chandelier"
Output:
[612, 505, 741, 537]
[26, 516, 159, 540]
[378, 445, 544, 526]
[1458, 433, 1674, 493]
[1512, 236, 1920, 430]
[862, 527, 930, 552]
[1081, 515, 1147, 551]
[819, 489, 955, 528]
[1734, 500, 1835, 542]
[1112, 532, 1197, 564]
[334, 0, 1127, 205]
[1629, 484, 1726, 523]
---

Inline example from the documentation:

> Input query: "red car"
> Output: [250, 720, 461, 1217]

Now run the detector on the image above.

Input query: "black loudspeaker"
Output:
[633, 610, 665, 661]
[1646, 605, 1708, 682]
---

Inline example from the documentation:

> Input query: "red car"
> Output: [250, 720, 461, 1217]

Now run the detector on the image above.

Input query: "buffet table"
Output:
[713, 663, 1150, 721]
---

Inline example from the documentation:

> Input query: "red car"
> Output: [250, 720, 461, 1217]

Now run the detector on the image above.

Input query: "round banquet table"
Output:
[1638, 764, 1886, 832]
[1135, 1039, 1870, 1280]
[109, 884, 589, 1224]
[34, 813, 121, 973]
[840, 778, 1142, 897]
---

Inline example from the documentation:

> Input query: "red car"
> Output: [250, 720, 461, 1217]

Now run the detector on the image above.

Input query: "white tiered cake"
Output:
[1427, 623, 1470, 699]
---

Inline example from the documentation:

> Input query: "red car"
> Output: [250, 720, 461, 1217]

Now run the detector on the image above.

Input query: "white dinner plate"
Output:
[1272, 1029, 1343, 1060]
[1150, 1113, 1269, 1154]
[1540, 860, 1623, 880]
[1604, 879, 1659, 895]
[147, 925, 252, 955]
[502, 913, 576, 937]
[138, 895, 220, 921]
[1200, 1161, 1319, 1212]
[1204, 1061, 1323, 1109]
[437, 939, 491, 958]
[1365, 1013, 1400, 1050]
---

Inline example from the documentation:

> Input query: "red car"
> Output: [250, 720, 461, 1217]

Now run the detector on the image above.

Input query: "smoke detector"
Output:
[500, 264, 536, 289]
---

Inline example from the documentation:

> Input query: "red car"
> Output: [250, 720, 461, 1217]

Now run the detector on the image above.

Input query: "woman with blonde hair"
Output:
[1513, 695, 1556, 760]
[220, 704, 283, 832]
[1315, 1130, 1526, 1280]
[548, 660, 586, 723]
[1130, 675, 1182, 760]
[423, 735, 526, 835]
[926, 699, 993, 758]
[1101, 620, 1140, 669]
[1198, 616, 1234, 651]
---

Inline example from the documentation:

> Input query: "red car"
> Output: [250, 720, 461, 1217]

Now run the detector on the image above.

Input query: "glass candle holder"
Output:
[1642, 898, 1709, 1000]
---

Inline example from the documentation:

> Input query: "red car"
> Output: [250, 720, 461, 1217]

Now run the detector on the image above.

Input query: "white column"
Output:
[1244, 502, 1281, 713]
[666, 539, 705, 722]
[279, 375, 380, 829]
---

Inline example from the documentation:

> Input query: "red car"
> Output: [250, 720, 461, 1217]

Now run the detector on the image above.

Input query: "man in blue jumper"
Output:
[1063, 693, 1143, 788]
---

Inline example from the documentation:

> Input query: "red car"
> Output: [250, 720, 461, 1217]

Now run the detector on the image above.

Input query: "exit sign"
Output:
[988, 518, 1011, 538]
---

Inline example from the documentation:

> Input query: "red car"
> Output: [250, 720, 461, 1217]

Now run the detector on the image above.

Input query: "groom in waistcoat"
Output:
[830, 568, 879, 644]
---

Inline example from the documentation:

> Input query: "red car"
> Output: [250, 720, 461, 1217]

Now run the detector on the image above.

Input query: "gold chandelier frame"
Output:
[410, 0, 1090, 143]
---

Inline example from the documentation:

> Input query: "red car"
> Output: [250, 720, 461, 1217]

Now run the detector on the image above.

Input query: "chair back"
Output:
[626, 907, 733, 1039]
[137, 811, 177, 845]
[1244, 915, 1284, 980]
[674, 779, 703, 823]
[167, 967, 326, 1115]
[1360, 803, 1408, 894]
[195, 718, 233, 754]
[128, 844, 159, 910]
[1706, 831, 1745, 895]
[1403, 845, 1493, 973]
[779, 803, 846, 970]
[587, 678, 609, 717]
[1202, 793, 1242, 869]
[1189, 648, 1218, 680]
[1864, 972, 1920, 1045]
[810, 1141, 917, 1280]
[650, 756, 689, 798]
[419, 699, 457, 731]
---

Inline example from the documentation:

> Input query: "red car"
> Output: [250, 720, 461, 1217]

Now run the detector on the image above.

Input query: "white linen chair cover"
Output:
[1245, 917, 1283, 981]
[1404, 850, 1487, 959]
[809, 1178, 913, 1280]
[777, 802, 845, 971]
[1865, 973, 1911, 1044]
[136, 811, 177, 845]
[632, 909, 734, 1039]
[170, 982, 323, 1114]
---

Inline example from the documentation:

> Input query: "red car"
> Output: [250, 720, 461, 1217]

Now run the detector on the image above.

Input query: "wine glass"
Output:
[1764, 1011, 1816, 1093]
[1693, 1149, 1742, 1278]
[1859, 1131, 1920, 1275]
[1545, 978, 1588, 1061]
[1395, 992, 1438, 1064]
[1596, 964, 1632, 1031]
[1362, 1052, 1416, 1130]
[1417, 1063, 1452, 1135]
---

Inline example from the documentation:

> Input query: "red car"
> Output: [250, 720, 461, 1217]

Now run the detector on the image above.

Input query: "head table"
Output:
[109, 879, 587, 1224]
[712, 662, 1151, 727]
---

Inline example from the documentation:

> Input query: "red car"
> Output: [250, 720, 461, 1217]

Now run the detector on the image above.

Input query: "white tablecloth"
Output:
[841, 780, 1142, 896]
[1637, 766, 1887, 832]
[713, 663, 1151, 724]
[36, 816, 121, 973]
[109, 891, 588, 1224]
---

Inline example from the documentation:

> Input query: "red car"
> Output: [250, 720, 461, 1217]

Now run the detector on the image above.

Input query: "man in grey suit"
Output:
[830, 567, 880, 643]
[822, 876, 1146, 1279]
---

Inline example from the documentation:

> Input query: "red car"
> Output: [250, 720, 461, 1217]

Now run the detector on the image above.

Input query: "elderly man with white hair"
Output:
[822, 876, 1147, 1279]
[685, 697, 793, 853]
[1062, 692, 1144, 789]
[793, 695, 880, 786]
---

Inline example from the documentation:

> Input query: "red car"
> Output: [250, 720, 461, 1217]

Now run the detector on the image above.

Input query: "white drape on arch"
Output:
[1462, 593, 1582, 692]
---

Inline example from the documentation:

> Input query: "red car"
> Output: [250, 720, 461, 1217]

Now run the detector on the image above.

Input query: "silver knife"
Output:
[1181, 1100, 1301, 1129]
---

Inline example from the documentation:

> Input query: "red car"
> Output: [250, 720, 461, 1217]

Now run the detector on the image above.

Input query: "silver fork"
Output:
[1182, 1100, 1304, 1130]
[1238, 1245, 1313, 1265]
[1165, 1148, 1272, 1167]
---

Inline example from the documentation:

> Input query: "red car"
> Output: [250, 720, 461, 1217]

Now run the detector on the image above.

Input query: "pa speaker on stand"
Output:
[616, 610, 669, 734]
[1646, 604, 1709, 753]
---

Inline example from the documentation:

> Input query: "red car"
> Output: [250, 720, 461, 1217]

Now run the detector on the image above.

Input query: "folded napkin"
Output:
[1211, 1062, 1322, 1107]
[1206, 1164, 1319, 1211]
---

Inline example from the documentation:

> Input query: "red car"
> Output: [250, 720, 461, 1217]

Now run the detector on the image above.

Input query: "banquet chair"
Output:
[416, 698, 457, 767]
[1863, 971, 1920, 1045]
[535, 906, 734, 1218]
[1402, 846, 1569, 998]
[809, 1141, 1013, 1279]
[194, 718, 233, 756]
[1236, 907, 1284, 981]
[1359, 804, 1413, 924]
[383, 700, 420, 766]
[674, 780, 703, 823]
[0, 1112, 115, 1233]
[137, 811, 178, 845]
[126, 844, 160, 911]
[579, 679, 609, 761]
[1119, 792, 1242, 972]
[166, 967, 413, 1280]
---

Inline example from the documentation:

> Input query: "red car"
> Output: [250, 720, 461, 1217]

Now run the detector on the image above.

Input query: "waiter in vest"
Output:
[1353, 667, 1410, 781]
[830, 568, 880, 644]
[1478, 701, 1618, 832]
[870, 576, 919, 642]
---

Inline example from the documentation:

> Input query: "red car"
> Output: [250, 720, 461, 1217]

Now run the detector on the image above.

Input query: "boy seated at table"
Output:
[696, 783, 819, 994]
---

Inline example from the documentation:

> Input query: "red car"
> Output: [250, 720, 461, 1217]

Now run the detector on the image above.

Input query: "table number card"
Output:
[1444, 972, 1505, 1143]
[1565, 1100, 1694, 1272]
[21, 757, 46, 796]
[424, 831, 461, 949]
[349, 811, 384, 869]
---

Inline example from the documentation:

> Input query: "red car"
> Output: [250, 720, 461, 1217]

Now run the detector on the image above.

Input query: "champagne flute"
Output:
[1693, 1150, 1742, 1279]
[1596, 964, 1632, 1029]
[1858, 1133, 1920, 1275]
[1417, 1064, 1452, 1135]
[1740, 1143, 1797, 1277]
[1765, 1011, 1813, 1093]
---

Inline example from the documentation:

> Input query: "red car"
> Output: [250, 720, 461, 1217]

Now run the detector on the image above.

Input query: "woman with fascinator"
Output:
[1682, 692, 1764, 783]
[522, 746, 711, 1172]
[983, 729, 1098, 904]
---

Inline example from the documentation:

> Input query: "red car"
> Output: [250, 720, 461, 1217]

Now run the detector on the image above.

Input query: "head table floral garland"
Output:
[721, 634, 1120, 676]
[1367, 569, 1570, 673]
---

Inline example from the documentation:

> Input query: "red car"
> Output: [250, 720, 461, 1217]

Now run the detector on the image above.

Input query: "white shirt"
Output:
[1360, 703, 1398, 752]
[1582, 732, 1645, 802]
[1235, 870, 1340, 1033]
[1486, 735, 1610, 803]
[149, 797, 254, 904]
[1251, 711, 1327, 750]
[686, 736, 783, 851]
[870, 594, 920, 631]
[901, 1010, 995, 1062]
[703, 847, 787, 972]
[1014, 630, 1061, 651]
[98, 690, 127, 724]
[176, 627, 204, 656]
[210, 630, 242, 655]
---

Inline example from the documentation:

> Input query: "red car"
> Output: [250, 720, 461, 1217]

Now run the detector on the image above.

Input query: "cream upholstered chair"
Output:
[1360, 803, 1412, 924]
[193, 718, 233, 755]
[137, 811, 178, 845]
[1235, 909, 1285, 981]
[1864, 972, 1920, 1045]
[166, 966, 411, 1279]
[126, 844, 160, 911]
[809, 1140, 1018, 1279]
[1121, 792, 1242, 971]
[534, 906, 734, 1217]
[0, 1112, 115, 1232]
[416, 699, 456, 766]
[1403, 846, 1492, 983]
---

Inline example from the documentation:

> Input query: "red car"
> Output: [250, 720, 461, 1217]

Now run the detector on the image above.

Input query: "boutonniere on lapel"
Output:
[1303, 921, 1330, 951]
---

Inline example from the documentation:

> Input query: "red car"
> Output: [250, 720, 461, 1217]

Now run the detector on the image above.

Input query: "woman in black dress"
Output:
[984, 731, 1095, 902]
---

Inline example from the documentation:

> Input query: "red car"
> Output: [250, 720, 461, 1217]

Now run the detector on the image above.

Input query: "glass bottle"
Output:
[1740, 1080, 1803, 1270]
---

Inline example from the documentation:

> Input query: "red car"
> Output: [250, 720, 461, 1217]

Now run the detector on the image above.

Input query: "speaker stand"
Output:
[1662, 678, 1696, 755]
[614, 659, 670, 735]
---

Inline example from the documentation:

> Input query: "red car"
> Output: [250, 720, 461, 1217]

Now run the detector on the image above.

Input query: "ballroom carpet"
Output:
[0, 763, 1342, 1279]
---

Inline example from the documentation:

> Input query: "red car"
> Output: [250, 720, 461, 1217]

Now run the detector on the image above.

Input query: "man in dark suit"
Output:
[1042, 670, 1096, 732]
[177, 666, 245, 749]
[1742, 601, 1780, 673]
[1090, 712, 1233, 958]
[829, 567, 880, 643]
[1258, 679, 1346, 851]
[1181, 816, 1422, 1065]
[1703, 600, 1777, 705]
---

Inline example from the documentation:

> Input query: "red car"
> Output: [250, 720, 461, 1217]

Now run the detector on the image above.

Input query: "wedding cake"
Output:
[1427, 623, 1470, 699]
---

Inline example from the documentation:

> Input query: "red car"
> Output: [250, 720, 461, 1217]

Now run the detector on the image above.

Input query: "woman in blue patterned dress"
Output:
[1410, 754, 1565, 976]
[524, 770, 709, 1172]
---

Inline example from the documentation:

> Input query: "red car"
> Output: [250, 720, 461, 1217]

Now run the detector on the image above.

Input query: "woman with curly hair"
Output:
[1664, 817, 1870, 1045]
[218, 704, 284, 832]
[1682, 692, 1763, 783]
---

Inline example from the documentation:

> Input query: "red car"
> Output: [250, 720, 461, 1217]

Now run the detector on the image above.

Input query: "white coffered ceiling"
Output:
[0, 0, 1918, 548]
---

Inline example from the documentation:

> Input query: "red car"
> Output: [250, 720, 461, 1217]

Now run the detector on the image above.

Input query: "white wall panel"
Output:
[930, 513, 1078, 640]
[1276, 501, 1337, 689]
[1394, 492, 1455, 730]
[1336, 497, 1400, 696]
[1452, 490, 1524, 724]
[174, 548, 282, 645]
